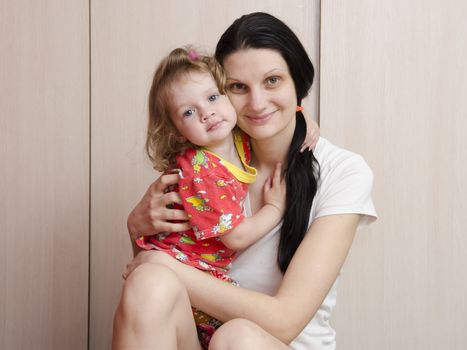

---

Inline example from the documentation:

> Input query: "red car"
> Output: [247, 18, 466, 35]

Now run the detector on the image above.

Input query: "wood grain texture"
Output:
[321, 1, 467, 349]
[89, 1, 319, 348]
[0, 0, 90, 349]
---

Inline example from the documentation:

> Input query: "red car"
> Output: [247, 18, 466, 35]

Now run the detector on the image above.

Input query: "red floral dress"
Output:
[136, 131, 256, 279]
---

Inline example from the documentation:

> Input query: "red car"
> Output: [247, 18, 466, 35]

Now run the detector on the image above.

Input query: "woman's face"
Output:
[223, 48, 297, 142]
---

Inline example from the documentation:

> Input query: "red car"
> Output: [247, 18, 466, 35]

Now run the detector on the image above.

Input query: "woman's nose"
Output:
[247, 87, 267, 112]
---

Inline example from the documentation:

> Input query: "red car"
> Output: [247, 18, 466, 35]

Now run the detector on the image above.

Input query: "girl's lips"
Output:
[207, 120, 223, 132]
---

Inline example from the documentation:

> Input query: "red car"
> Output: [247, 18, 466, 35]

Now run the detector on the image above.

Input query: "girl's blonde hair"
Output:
[146, 47, 227, 171]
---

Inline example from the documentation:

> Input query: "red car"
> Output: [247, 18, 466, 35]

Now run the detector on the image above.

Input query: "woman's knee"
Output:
[120, 261, 185, 312]
[209, 318, 265, 350]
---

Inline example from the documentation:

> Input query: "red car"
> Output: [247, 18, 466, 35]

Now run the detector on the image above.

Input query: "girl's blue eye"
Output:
[183, 109, 195, 118]
[208, 94, 219, 102]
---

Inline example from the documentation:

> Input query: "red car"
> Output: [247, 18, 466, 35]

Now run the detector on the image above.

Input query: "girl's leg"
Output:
[208, 319, 291, 350]
[112, 262, 202, 350]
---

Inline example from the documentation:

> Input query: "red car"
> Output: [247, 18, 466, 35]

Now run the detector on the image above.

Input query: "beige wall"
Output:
[2, 1, 467, 349]
[0, 0, 89, 349]
[321, 1, 467, 349]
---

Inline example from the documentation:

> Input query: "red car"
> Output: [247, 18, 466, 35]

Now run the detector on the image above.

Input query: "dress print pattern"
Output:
[136, 132, 254, 275]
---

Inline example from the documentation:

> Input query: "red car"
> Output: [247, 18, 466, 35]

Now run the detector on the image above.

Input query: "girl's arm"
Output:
[125, 213, 359, 344]
[220, 162, 286, 250]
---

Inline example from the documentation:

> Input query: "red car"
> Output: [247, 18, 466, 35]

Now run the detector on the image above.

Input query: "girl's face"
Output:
[169, 71, 237, 148]
[223, 48, 297, 142]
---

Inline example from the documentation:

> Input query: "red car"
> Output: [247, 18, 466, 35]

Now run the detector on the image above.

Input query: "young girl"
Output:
[135, 46, 288, 347]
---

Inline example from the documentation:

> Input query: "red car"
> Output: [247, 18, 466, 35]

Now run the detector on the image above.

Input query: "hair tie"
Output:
[187, 49, 200, 61]
[296, 106, 304, 112]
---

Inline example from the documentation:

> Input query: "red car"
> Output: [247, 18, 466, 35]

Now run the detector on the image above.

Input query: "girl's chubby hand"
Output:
[300, 108, 320, 152]
[263, 162, 286, 216]
[127, 172, 190, 241]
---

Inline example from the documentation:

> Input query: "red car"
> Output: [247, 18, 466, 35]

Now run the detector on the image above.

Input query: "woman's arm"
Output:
[125, 213, 359, 343]
[127, 173, 190, 256]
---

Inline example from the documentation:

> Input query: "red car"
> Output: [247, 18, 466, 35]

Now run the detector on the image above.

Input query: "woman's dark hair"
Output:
[215, 12, 320, 273]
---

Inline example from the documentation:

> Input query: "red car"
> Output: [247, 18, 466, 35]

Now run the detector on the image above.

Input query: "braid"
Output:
[278, 112, 319, 273]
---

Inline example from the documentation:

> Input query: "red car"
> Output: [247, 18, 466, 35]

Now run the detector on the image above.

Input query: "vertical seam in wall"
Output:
[87, 0, 92, 348]
[318, 0, 322, 126]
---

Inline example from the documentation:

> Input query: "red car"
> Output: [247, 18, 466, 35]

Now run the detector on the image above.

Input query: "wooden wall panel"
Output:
[90, 1, 319, 348]
[0, 0, 89, 349]
[321, 1, 467, 349]
[3, 1, 465, 348]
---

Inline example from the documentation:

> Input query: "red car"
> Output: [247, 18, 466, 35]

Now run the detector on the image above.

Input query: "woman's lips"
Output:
[244, 110, 277, 125]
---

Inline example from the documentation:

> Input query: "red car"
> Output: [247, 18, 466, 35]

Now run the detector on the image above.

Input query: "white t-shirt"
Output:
[229, 137, 377, 350]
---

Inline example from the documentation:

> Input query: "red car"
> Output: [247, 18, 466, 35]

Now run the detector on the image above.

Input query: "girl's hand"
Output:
[263, 162, 286, 216]
[127, 173, 190, 241]
[300, 109, 320, 152]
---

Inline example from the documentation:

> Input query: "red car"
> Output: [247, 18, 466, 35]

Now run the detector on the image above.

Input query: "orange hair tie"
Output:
[296, 106, 304, 112]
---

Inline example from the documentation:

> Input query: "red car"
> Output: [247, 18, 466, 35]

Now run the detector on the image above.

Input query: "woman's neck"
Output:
[250, 138, 290, 171]
[250, 119, 295, 171]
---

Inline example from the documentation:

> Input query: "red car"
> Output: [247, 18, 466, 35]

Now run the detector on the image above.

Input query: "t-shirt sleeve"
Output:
[178, 170, 246, 241]
[313, 154, 377, 229]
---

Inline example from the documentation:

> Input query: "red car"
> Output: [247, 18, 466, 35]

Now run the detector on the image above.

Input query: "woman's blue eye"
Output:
[208, 94, 219, 102]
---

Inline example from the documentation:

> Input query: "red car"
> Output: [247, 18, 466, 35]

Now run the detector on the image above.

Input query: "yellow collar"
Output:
[203, 132, 257, 184]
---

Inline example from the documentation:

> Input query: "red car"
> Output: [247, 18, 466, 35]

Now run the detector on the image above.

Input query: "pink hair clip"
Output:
[187, 49, 200, 61]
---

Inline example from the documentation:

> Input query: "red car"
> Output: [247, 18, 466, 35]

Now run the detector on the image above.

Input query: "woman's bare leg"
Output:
[208, 318, 291, 350]
[112, 262, 202, 350]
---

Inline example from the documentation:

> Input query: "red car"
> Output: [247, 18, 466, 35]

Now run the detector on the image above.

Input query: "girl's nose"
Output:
[201, 110, 215, 122]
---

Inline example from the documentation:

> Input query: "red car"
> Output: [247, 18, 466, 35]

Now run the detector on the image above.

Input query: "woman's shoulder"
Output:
[314, 137, 372, 177]
[311, 137, 377, 224]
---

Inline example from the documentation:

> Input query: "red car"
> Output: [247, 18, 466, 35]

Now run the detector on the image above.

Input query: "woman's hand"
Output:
[122, 250, 174, 280]
[300, 109, 320, 152]
[127, 173, 190, 241]
[122, 250, 157, 280]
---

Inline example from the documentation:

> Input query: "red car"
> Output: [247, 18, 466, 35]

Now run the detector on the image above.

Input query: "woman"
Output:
[113, 12, 377, 350]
